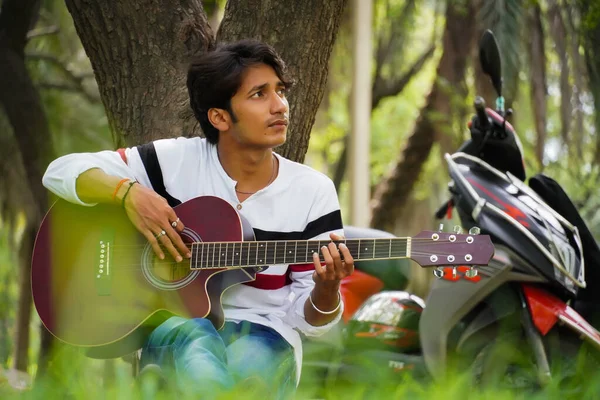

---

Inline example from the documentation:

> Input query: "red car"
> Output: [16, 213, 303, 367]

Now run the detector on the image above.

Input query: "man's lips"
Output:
[268, 119, 288, 127]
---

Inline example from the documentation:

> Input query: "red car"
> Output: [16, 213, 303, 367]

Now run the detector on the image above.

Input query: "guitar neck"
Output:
[189, 238, 410, 269]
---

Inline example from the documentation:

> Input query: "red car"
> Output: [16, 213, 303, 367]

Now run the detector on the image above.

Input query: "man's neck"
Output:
[216, 142, 277, 192]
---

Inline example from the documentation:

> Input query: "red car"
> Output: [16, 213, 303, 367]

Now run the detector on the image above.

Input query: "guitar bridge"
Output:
[96, 232, 113, 296]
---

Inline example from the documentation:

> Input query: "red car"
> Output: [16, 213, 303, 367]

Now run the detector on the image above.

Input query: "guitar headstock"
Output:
[409, 226, 494, 268]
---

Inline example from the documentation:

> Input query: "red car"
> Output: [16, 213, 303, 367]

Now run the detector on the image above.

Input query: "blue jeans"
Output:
[140, 317, 296, 398]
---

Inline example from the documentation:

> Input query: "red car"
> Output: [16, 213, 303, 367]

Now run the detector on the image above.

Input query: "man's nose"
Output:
[271, 92, 288, 114]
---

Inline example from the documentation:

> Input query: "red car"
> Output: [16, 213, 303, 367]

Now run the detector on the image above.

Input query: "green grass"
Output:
[2, 347, 600, 400]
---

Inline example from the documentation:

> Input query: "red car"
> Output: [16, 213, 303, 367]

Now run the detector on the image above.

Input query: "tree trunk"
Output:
[473, 0, 500, 107]
[0, 0, 55, 373]
[64, 0, 215, 148]
[548, 1, 571, 148]
[217, 0, 348, 163]
[566, 5, 586, 159]
[370, 0, 476, 232]
[528, 3, 547, 168]
[579, 0, 600, 166]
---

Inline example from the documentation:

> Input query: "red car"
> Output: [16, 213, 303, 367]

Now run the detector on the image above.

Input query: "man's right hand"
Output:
[75, 168, 191, 262]
[121, 183, 191, 262]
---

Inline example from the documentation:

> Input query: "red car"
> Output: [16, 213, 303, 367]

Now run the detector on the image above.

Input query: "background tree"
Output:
[370, 0, 476, 233]
[2, 0, 600, 392]
[0, 0, 54, 373]
[64, 0, 347, 162]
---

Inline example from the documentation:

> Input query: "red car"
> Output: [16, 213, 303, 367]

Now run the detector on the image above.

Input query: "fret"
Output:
[211, 243, 216, 268]
[274, 241, 278, 264]
[388, 239, 392, 258]
[374, 239, 390, 259]
[244, 242, 250, 267]
[204, 243, 210, 268]
[233, 242, 241, 266]
[191, 243, 198, 269]
[197, 242, 203, 269]
[218, 243, 222, 268]
[258, 242, 266, 265]
[283, 241, 287, 264]
[249, 242, 258, 267]
[296, 241, 307, 263]
[307, 241, 321, 262]
[346, 240, 359, 261]
[265, 241, 275, 265]
[391, 238, 407, 258]
[202, 242, 209, 268]
[294, 241, 298, 264]
[221, 243, 229, 267]
[208, 243, 213, 268]
[357, 239, 374, 260]
[357, 239, 361, 260]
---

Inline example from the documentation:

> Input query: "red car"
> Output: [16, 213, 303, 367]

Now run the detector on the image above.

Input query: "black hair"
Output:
[187, 39, 293, 144]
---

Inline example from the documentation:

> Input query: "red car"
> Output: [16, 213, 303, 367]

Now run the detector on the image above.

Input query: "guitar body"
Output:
[31, 196, 259, 358]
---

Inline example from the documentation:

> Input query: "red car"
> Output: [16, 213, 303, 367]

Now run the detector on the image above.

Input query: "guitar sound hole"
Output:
[140, 228, 200, 290]
[150, 255, 192, 283]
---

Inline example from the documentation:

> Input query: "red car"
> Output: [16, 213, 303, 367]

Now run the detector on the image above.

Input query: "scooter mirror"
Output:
[479, 30, 503, 97]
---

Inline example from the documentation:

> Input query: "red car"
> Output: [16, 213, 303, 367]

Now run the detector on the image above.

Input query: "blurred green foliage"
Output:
[1, 0, 599, 396]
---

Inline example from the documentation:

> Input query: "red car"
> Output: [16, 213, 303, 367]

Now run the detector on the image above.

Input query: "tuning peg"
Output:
[438, 223, 444, 232]
[469, 227, 481, 235]
[453, 226, 463, 234]
[433, 267, 445, 279]
[465, 266, 478, 278]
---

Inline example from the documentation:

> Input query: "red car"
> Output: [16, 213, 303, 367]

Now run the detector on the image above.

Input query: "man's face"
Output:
[226, 63, 289, 149]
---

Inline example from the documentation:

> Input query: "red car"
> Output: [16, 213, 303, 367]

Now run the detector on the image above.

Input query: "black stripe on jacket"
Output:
[136, 142, 182, 208]
[252, 209, 343, 241]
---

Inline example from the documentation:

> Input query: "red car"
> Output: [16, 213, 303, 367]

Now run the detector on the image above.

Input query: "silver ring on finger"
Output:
[171, 218, 180, 228]
[155, 230, 166, 239]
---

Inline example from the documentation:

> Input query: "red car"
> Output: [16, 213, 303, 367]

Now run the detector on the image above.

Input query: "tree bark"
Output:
[579, 0, 600, 166]
[473, 0, 500, 107]
[370, 0, 476, 232]
[0, 0, 54, 373]
[217, 0, 348, 163]
[332, 45, 435, 191]
[566, 5, 586, 159]
[64, 0, 216, 148]
[548, 1, 571, 148]
[528, 3, 548, 168]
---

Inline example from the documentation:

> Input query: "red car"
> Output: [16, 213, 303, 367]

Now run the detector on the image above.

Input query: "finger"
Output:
[164, 221, 190, 259]
[312, 252, 326, 280]
[338, 243, 354, 274]
[167, 209, 185, 233]
[327, 241, 342, 272]
[142, 230, 165, 260]
[156, 228, 184, 262]
[329, 232, 345, 241]
[321, 246, 334, 277]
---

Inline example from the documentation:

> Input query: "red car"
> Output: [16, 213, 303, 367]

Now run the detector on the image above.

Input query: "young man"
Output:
[42, 40, 354, 397]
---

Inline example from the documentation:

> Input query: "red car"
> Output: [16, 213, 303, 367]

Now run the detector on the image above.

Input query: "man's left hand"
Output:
[312, 232, 354, 287]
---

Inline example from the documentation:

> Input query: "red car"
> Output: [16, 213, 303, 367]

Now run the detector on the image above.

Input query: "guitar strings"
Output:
[88, 248, 486, 270]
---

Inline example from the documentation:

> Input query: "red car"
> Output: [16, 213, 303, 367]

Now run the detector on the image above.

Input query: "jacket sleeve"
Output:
[42, 150, 140, 206]
[42, 138, 188, 206]
[283, 177, 345, 336]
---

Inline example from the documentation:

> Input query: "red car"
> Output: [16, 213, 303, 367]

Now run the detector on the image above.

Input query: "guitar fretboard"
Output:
[189, 238, 410, 269]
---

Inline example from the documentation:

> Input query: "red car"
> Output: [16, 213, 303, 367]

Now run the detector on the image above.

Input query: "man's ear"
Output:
[208, 108, 231, 132]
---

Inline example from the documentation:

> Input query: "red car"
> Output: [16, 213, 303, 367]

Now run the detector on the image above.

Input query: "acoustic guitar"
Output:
[31, 196, 494, 358]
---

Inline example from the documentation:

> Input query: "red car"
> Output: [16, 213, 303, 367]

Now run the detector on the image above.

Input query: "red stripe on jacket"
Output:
[117, 148, 127, 164]
[244, 263, 316, 290]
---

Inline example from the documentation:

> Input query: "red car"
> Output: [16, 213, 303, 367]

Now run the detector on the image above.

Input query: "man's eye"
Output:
[277, 88, 287, 96]
[251, 91, 264, 98]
